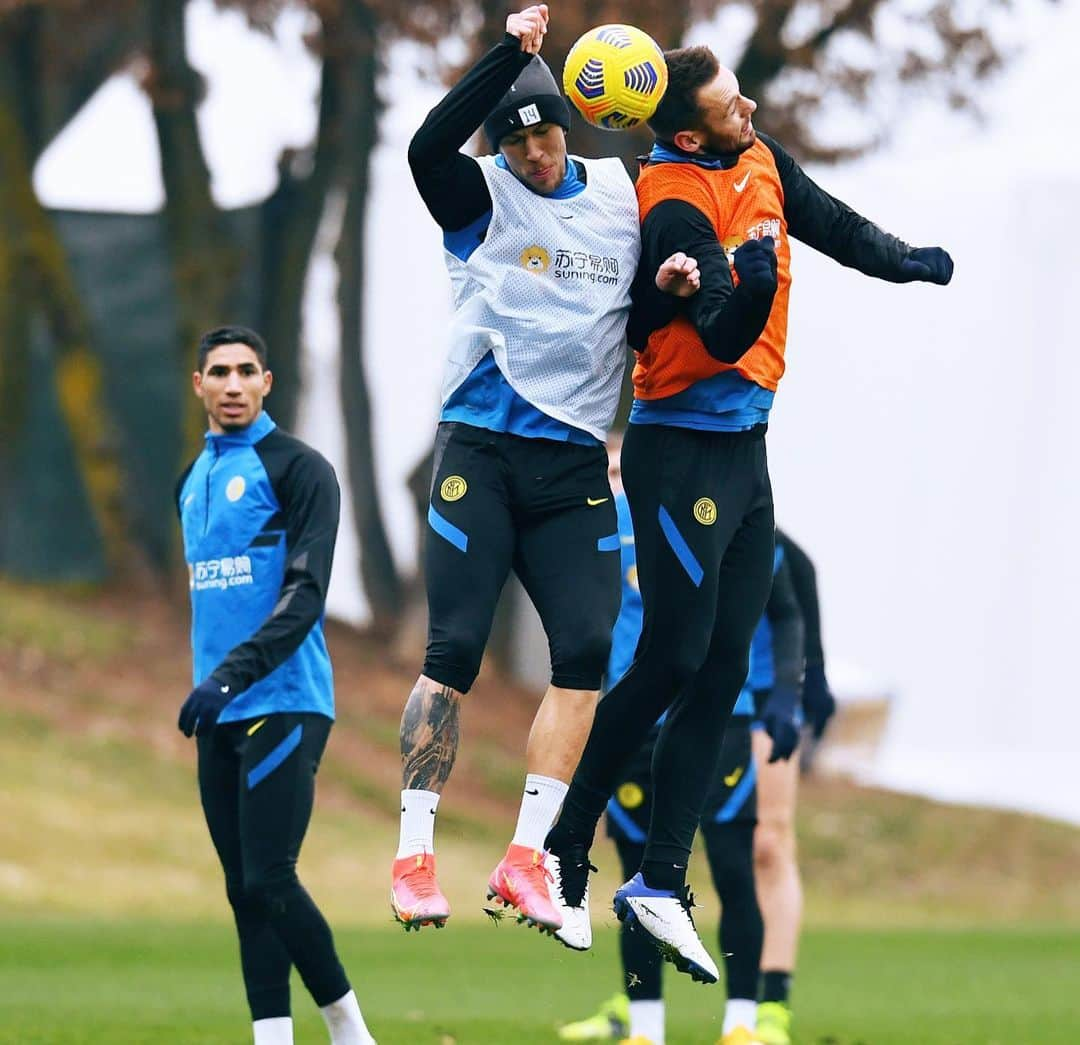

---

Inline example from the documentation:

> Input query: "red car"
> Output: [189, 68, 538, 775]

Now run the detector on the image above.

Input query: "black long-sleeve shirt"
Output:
[764, 551, 806, 696]
[777, 528, 825, 671]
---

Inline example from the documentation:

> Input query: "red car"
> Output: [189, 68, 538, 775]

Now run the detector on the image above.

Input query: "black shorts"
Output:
[605, 716, 756, 842]
[700, 716, 756, 827]
[423, 422, 622, 694]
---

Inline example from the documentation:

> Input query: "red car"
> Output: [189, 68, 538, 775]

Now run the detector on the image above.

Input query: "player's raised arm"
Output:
[407, 4, 549, 230]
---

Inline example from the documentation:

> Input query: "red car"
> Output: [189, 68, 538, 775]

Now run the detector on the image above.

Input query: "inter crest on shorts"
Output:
[440, 476, 468, 502]
[693, 497, 717, 525]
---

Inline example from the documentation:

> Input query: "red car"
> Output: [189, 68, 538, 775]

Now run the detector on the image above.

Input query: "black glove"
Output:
[898, 246, 953, 285]
[801, 664, 836, 740]
[760, 684, 802, 763]
[178, 676, 234, 737]
[733, 236, 778, 297]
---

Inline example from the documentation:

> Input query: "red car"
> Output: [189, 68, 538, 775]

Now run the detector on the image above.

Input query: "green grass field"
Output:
[3, 919, 1078, 1044]
[3, 583, 1080, 1044]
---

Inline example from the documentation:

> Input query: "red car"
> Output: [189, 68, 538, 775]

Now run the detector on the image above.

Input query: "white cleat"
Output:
[548, 845, 595, 951]
[613, 873, 719, 984]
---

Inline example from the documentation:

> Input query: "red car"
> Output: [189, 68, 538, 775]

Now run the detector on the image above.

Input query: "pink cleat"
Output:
[390, 852, 450, 931]
[486, 844, 563, 934]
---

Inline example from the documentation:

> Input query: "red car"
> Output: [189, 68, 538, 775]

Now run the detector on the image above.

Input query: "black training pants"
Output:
[557, 422, 775, 868]
[197, 712, 349, 1020]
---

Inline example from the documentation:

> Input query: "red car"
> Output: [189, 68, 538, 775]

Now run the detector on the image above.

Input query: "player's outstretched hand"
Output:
[178, 676, 234, 738]
[898, 246, 953, 285]
[801, 664, 836, 740]
[733, 236, 778, 297]
[760, 685, 802, 763]
[656, 251, 700, 297]
[507, 4, 548, 54]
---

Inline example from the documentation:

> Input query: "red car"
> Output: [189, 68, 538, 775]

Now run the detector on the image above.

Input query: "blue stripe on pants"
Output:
[658, 505, 704, 587]
[428, 505, 468, 552]
[247, 724, 304, 790]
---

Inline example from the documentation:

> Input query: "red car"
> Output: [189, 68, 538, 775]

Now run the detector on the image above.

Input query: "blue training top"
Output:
[177, 412, 339, 722]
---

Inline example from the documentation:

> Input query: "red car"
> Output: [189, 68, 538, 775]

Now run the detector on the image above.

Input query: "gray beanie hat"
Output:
[483, 56, 572, 150]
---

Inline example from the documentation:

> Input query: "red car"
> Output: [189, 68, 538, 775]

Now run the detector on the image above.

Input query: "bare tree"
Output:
[0, 1, 141, 575]
[470, 0, 1023, 167]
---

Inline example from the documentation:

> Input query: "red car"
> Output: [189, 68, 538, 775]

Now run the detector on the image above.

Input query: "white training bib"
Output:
[443, 155, 641, 441]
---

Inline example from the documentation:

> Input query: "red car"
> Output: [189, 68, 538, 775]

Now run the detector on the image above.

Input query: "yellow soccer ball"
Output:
[563, 24, 668, 130]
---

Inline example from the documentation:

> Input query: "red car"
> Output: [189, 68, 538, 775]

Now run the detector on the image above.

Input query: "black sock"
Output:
[640, 859, 687, 892]
[760, 969, 792, 1004]
[545, 779, 610, 854]
[544, 822, 576, 855]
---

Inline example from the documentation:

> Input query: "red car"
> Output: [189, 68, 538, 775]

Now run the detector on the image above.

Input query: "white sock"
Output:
[510, 773, 568, 851]
[319, 989, 376, 1045]
[252, 1016, 293, 1045]
[396, 789, 440, 859]
[723, 998, 757, 1035]
[629, 999, 665, 1044]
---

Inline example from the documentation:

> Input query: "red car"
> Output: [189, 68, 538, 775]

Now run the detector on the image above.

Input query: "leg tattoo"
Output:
[401, 677, 461, 793]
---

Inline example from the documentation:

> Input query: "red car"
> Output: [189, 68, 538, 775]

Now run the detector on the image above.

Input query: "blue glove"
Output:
[733, 236, 778, 297]
[760, 685, 802, 763]
[178, 676, 234, 737]
[801, 663, 836, 740]
[898, 246, 953, 285]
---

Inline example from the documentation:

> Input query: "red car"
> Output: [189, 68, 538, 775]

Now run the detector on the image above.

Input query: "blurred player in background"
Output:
[390, 4, 692, 935]
[546, 41, 953, 982]
[176, 326, 375, 1045]
[751, 532, 836, 1045]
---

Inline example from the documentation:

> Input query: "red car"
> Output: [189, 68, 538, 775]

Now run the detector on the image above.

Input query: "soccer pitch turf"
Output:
[2, 921, 1077, 1044]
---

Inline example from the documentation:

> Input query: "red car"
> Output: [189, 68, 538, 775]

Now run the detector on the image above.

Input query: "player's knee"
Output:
[623, 625, 711, 692]
[243, 863, 300, 911]
[754, 819, 795, 872]
[550, 622, 611, 691]
[225, 875, 260, 915]
[662, 644, 709, 691]
[423, 622, 487, 694]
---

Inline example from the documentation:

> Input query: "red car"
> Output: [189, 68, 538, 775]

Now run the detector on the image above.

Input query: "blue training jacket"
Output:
[176, 411, 340, 723]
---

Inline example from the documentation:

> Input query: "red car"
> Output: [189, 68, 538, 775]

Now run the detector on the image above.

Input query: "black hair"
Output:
[647, 46, 720, 142]
[197, 325, 269, 371]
